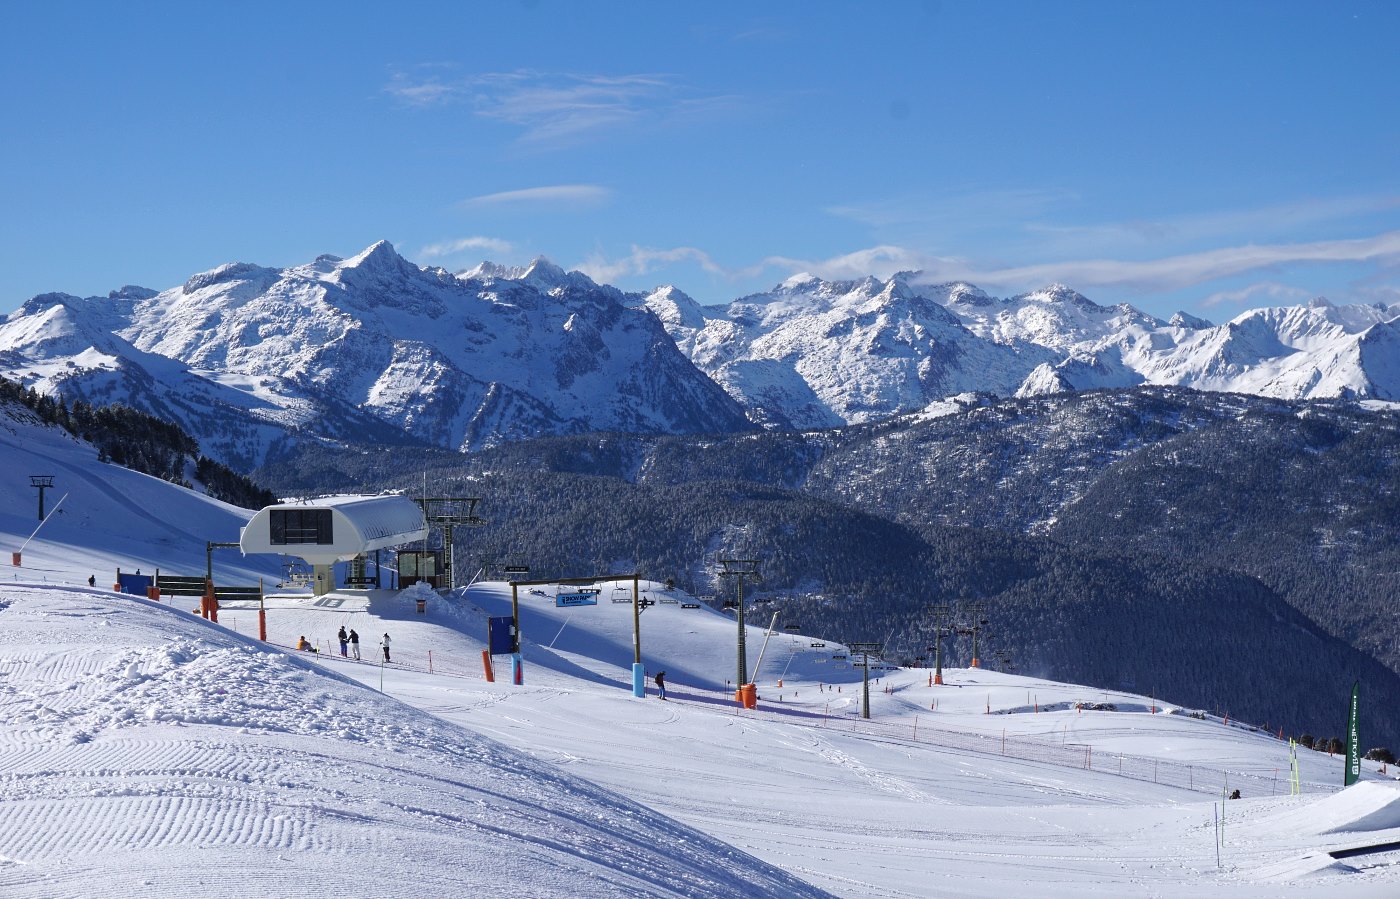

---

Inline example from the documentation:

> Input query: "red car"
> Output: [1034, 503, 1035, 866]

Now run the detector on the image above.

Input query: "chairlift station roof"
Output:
[240, 495, 428, 566]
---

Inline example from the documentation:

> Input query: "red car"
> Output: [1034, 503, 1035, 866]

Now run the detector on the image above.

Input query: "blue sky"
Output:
[3, 0, 1398, 320]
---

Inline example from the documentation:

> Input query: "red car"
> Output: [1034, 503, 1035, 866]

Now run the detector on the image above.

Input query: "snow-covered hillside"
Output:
[4, 401, 1400, 896]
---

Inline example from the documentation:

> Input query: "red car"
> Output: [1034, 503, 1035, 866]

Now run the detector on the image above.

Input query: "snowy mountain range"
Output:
[4, 241, 1400, 465]
[640, 276, 1400, 428]
[0, 243, 750, 466]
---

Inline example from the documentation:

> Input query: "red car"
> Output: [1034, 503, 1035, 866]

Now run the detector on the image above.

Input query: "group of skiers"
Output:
[296, 627, 390, 662]
[292, 626, 670, 698]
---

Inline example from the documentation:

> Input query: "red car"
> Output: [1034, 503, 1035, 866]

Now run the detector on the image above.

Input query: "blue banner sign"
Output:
[556, 592, 598, 607]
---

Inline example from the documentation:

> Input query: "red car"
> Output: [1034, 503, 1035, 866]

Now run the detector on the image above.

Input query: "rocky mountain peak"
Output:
[108, 286, 157, 301]
[1169, 311, 1212, 330]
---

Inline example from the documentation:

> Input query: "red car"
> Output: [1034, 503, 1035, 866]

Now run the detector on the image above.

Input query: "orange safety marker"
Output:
[481, 650, 495, 682]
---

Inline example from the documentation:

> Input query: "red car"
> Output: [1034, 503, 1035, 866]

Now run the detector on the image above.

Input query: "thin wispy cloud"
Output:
[761, 246, 948, 282]
[471, 71, 671, 142]
[963, 230, 1400, 294]
[383, 75, 458, 107]
[578, 246, 728, 284]
[1201, 281, 1312, 308]
[383, 69, 736, 145]
[461, 185, 612, 208]
[1024, 194, 1400, 254]
[418, 236, 515, 260]
[581, 229, 1400, 306]
[827, 187, 1080, 231]
[828, 191, 1400, 272]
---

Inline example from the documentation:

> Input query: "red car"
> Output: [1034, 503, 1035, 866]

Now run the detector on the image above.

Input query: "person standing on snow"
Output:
[337, 626, 349, 657]
[380, 632, 391, 662]
[88, 574, 96, 587]
[348, 629, 360, 660]
[654, 670, 667, 700]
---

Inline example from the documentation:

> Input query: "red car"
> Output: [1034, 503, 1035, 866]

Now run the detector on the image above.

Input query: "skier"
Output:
[380, 632, 391, 663]
[349, 629, 360, 660]
[87, 574, 96, 587]
[337, 626, 349, 657]
[296, 636, 317, 653]
[654, 670, 667, 700]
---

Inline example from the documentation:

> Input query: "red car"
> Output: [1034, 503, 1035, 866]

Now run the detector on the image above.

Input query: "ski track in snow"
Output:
[0, 588, 829, 899]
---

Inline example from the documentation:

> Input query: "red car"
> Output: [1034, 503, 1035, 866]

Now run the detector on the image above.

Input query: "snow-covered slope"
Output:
[5, 402, 1400, 897]
[0, 585, 823, 898]
[0, 243, 753, 465]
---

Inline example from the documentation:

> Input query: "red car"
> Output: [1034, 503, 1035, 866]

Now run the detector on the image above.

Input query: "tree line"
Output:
[1, 375, 277, 509]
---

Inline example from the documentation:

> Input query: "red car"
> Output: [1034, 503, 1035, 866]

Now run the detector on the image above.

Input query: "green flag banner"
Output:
[1344, 680, 1361, 787]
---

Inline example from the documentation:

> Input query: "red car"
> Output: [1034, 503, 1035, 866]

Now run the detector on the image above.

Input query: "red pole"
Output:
[258, 607, 267, 641]
[481, 650, 495, 682]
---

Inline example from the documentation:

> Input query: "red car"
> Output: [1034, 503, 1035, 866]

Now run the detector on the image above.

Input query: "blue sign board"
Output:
[556, 592, 598, 607]
[117, 573, 152, 596]
[487, 616, 516, 655]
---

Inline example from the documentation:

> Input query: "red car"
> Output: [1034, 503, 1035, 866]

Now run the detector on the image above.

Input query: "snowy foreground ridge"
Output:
[3, 412, 1400, 897]
[3, 575, 1400, 898]
[0, 586, 819, 898]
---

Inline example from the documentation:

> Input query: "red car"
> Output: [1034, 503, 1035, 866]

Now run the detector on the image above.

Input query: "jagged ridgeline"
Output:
[1, 375, 276, 509]
[253, 386, 1400, 748]
[8, 243, 1400, 474]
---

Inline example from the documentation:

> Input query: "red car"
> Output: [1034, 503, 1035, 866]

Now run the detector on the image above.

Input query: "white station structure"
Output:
[240, 495, 428, 595]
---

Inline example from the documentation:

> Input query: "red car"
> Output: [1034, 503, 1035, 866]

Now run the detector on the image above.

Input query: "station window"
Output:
[270, 509, 333, 545]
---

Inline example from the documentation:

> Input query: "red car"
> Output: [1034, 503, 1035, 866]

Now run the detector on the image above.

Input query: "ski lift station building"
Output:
[240, 495, 428, 595]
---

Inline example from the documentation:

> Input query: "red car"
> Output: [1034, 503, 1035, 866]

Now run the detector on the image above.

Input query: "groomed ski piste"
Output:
[3, 409, 1399, 897]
